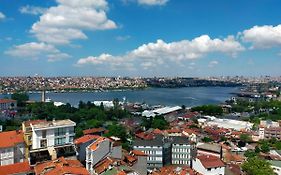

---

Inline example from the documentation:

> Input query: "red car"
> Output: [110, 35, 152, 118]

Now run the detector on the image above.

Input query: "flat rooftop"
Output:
[31, 119, 76, 129]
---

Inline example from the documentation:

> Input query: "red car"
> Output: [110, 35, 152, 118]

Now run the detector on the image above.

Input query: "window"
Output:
[55, 128, 66, 136]
[207, 168, 212, 171]
[69, 136, 74, 143]
[40, 139, 47, 148]
[42, 130, 46, 138]
[55, 137, 66, 145]
[68, 127, 74, 134]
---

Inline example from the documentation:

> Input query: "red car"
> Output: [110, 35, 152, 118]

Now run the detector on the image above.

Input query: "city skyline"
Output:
[1, 0, 281, 77]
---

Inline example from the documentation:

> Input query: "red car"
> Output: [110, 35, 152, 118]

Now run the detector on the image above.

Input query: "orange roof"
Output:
[89, 137, 108, 151]
[74, 135, 100, 145]
[34, 157, 89, 175]
[83, 127, 106, 135]
[152, 128, 164, 135]
[197, 155, 225, 169]
[0, 130, 24, 148]
[94, 157, 114, 174]
[135, 132, 155, 140]
[166, 128, 182, 133]
[0, 161, 31, 175]
[116, 171, 127, 175]
[0, 99, 16, 104]
[152, 165, 202, 175]
[126, 155, 137, 163]
[131, 150, 147, 157]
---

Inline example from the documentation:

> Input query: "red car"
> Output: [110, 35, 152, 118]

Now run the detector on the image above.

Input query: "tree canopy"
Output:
[242, 157, 274, 175]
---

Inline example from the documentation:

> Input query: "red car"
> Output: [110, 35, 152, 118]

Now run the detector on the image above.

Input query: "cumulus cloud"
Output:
[242, 24, 281, 49]
[77, 35, 244, 70]
[30, 0, 117, 44]
[19, 5, 47, 15]
[208, 60, 219, 68]
[138, 0, 169, 6]
[5, 42, 70, 62]
[0, 12, 5, 20]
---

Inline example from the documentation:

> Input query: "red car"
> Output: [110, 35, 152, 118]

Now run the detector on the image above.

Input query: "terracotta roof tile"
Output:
[0, 99, 16, 104]
[34, 157, 89, 175]
[131, 150, 147, 157]
[0, 130, 24, 148]
[0, 161, 31, 175]
[83, 128, 106, 135]
[197, 155, 225, 169]
[74, 135, 100, 145]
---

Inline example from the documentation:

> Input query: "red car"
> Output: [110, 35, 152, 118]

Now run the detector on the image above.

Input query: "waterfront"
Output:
[0, 87, 240, 107]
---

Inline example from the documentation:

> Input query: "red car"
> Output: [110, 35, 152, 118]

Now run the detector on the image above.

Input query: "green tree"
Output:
[151, 116, 168, 130]
[240, 133, 252, 143]
[260, 142, 270, 153]
[11, 92, 29, 107]
[242, 157, 274, 175]
[244, 150, 257, 158]
[202, 137, 213, 143]
[105, 124, 128, 142]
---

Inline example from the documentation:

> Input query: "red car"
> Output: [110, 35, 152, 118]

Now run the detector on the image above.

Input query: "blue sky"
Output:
[0, 0, 281, 77]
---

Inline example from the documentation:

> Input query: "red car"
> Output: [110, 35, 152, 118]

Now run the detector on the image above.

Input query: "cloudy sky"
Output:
[1, 0, 281, 77]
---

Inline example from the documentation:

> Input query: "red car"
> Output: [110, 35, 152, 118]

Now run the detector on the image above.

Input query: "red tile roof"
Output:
[152, 165, 202, 175]
[197, 155, 225, 169]
[131, 150, 147, 157]
[89, 137, 108, 151]
[0, 161, 31, 175]
[94, 157, 115, 174]
[74, 135, 100, 145]
[34, 157, 89, 175]
[135, 132, 155, 140]
[83, 127, 106, 135]
[0, 99, 16, 104]
[0, 130, 24, 148]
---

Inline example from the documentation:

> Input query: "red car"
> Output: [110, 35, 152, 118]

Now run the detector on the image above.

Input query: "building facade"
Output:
[171, 136, 195, 166]
[0, 130, 25, 166]
[0, 99, 17, 111]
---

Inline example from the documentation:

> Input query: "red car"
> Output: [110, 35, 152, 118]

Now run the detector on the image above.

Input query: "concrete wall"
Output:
[132, 156, 147, 175]
[133, 146, 163, 169]
[172, 144, 191, 166]
[0, 147, 14, 165]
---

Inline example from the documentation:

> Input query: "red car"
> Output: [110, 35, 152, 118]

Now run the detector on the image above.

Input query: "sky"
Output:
[0, 0, 281, 77]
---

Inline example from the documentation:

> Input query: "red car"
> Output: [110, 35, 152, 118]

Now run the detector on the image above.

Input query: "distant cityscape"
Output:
[1, 76, 281, 94]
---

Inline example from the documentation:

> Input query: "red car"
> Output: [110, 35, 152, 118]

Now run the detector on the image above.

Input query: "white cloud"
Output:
[19, 5, 47, 15]
[0, 12, 5, 20]
[208, 60, 219, 68]
[242, 24, 281, 49]
[77, 35, 244, 70]
[137, 0, 169, 6]
[5, 42, 70, 62]
[30, 0, 117, 44]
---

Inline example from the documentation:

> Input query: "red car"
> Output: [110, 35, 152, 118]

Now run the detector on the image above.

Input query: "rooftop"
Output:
[34, 157, 89, 175]
[83, 127, 106, 135]
[89, 136, 109, 151]
[197, 155, 225, 169]
[268, 160, 281, 168]
[74, 135, 99, 145]
[0, 130, 24, 148]
[0, 99, 16, 104]
[31, 119, 76, 130]
[0, 161, 32, 175]
[197, 143, 222, 153]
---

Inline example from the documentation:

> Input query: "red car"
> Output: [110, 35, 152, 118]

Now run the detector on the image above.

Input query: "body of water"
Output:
[0, 87, 240, 107]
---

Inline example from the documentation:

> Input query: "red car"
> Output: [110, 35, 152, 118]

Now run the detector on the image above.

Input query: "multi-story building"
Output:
[171, 136, 195, 166]
[133, 135, 194, 169]
[0, 130, 25, 166]
[133, 135, 170, 169]
[86, 136, 122, 174]
[0, 99, 17, 111]
[259, 127, 281, 140]
[22, 119, 76, 164]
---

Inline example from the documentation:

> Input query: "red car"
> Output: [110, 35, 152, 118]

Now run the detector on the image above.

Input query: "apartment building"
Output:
[86, 136, 122, 174]
[0, 130, 25, 166]
[193, 155, 225, 175]
[133, 135, 194, 169]
[259, 127, 281, 140]
[171, 136, 195, 166]
[22, 119, 76, 164]
[0, 99, 17, 111]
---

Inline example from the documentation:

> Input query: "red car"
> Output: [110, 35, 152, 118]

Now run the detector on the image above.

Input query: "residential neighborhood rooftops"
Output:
[133, 135, 164, 147]
[0, 161, 32, 175]
[31, 119, 76, 129]
[0, 130, 24, 148]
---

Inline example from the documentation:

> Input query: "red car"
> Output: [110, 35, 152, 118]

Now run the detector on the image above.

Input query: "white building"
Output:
[193, 155, 225, 175]
[171, 136, 194, 166]
[28, 119, 76, 164]
[86, 136, 122, 174]
[0, 130, 25, 166]
[142, 106, 182, 118]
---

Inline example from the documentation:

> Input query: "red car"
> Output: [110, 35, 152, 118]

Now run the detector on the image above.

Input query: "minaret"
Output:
[41, 90, 46, 102]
